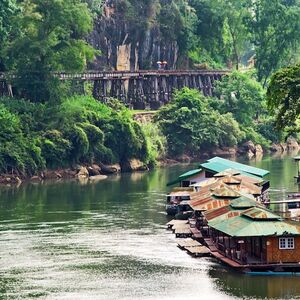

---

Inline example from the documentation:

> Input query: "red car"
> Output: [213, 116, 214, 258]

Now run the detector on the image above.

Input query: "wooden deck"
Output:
[211, 251, 243, 268]
[190, 227, 203, 239]
[204, 238, 218, 252]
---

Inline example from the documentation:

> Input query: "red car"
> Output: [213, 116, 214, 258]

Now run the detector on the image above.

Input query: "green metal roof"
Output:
[230, 196, 258, 209]
[200, 157, 269, 178]
[209, 214, 300, 237]
[205, 206, 241, 226]
[166, 168, 202, 186]
[205, 197, 258, 226]
[242, 207, 281, 220]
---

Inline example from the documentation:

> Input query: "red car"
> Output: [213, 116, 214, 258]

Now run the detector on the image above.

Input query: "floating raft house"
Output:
[167, 156, 269, 188]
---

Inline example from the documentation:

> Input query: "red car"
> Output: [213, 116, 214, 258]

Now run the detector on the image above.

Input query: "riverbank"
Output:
[1, 140, 299, 187]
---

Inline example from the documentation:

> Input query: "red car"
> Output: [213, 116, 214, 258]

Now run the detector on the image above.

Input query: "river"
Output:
[0, 153, 300, 299]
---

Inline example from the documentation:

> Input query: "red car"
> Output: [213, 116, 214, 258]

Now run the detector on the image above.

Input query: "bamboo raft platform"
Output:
[177, 238, 201, 248]
[175, 227, 192, 238]
[166, 219, 188, 229]
[185, 246, 210, 257]
[177, 239, 210, 257]
[167, 220, 211, 256]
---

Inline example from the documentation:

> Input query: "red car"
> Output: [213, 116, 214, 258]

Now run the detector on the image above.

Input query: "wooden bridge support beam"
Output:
[92, 72, 223, 108]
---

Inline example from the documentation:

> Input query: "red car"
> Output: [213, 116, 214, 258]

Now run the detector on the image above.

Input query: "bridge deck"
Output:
[0, 69, 228, 107]
[0, 69, 229, 81]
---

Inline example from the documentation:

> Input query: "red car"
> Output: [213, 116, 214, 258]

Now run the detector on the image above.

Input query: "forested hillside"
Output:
[87, 0, 300, 84]
[0, 0, 299, 179]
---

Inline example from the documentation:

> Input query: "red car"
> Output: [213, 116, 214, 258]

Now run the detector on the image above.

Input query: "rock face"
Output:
[269, 137, 299, 153]
[77, 167, 89, 178]
[88, 0, 181, 71]
[238, 140, 263, 157]
[287, 137, 300, 151]
[270, 143, 284, 152]
[121, 159, 148, 172]
[87, 164, 101, 176]
[241, 141, 256, 154]
[255, 144, 263, 154]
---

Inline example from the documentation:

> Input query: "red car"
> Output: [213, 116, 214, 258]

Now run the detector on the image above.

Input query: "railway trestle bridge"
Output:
[0, 70, 229, 109]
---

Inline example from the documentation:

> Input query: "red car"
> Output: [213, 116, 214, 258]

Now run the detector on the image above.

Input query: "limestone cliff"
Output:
[87, 0, 183, 71]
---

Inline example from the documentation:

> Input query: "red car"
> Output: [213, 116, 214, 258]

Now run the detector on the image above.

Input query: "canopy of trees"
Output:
[3, 0, 97, 102]
[267, 64, 300, 131]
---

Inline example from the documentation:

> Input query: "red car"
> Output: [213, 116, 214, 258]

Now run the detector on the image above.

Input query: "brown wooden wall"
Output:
[266, 237, 300, 263]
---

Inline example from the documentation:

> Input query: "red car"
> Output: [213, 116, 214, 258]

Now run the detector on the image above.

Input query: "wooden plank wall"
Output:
[266, 237, 300, 263]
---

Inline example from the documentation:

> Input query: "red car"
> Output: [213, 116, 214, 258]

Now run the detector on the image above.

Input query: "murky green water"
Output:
[0, 153, 300, 299]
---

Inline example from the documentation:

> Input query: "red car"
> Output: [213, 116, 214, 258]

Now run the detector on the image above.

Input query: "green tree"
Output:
[189, 0, 225, 64]
[155, 87, 243, 155]
[220, 0, 250, 69]
[214, 71, 265, 126]
[267, 64, 300, 130]
[5, 0, 97, 102]
[0, 103, 44, 174]
[188, 0, 250, 69]
[245, 0, 300, 86]
[0, 0, 18, 71]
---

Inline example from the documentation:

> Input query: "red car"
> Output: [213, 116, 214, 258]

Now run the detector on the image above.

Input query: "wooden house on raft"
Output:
[166, 157, 270, 200]
[205, 205, 300, 272]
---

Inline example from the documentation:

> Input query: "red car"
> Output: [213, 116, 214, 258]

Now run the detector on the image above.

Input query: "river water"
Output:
[0, 153, 300, 300]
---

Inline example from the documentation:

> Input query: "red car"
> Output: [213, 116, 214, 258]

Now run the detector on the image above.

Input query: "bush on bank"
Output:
[0, 95, 163, 175]
[155, 78, 282, 157]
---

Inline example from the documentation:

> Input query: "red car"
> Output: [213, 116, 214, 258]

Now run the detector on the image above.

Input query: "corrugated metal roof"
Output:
[190, 178, 218, 187]
[209, 215, 300, 237]
[221, 175, 242, 184]
[234, 174, 264, 185]
[214, 169, 241, 177]
[204, 197, 259, 224]
[211, 185, 241, 198]
[228, 181, 262, 195]
[166, 168, 202, 186]
[191, 198, 231, 211]
[204, 205, 233, 221]
[242, 207, 281, 220]
[189, 194, 214, 208]
[201, 157, 269, 178]
[230, 196, 259, 209]
[207, 210, 242, 226]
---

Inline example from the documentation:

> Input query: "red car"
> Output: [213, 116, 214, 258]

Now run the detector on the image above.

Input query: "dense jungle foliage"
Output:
[0, 95, 166, 175]
[0, 0, 299, 174]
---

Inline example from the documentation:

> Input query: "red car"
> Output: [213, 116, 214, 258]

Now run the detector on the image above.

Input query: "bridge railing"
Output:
[0, 69, 229, 81]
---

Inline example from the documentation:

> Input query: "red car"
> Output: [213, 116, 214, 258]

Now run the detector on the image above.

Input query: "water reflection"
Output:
[0, 155, 299, 299]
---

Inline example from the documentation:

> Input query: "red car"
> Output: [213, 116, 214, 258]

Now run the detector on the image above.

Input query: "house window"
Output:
[279, 237, 295, 250]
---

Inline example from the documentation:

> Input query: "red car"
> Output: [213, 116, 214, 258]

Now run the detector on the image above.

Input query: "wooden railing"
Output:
[0, 69, 230, 81]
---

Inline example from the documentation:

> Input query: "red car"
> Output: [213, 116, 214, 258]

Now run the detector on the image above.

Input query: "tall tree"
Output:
[0, 0, 18, 71]
[267, 64, 300, 130]
[220, 0, 250, 69]
[214, 71, 265, 126]
[189, 0, 250, 69]
[5, 0, 97, 102]
[246, 0, 300, 86]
